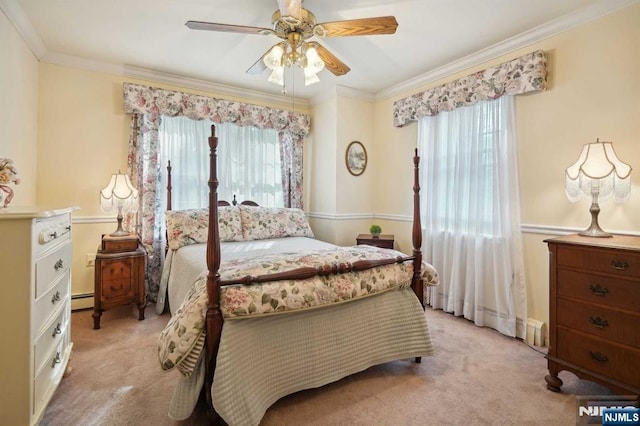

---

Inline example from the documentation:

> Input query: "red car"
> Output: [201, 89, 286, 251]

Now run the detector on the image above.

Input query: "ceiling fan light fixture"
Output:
[268, 66, 285, 86]
[263, 44, 285, 69]
[303, 69, 320, 86]
[304, 46, 324, 73]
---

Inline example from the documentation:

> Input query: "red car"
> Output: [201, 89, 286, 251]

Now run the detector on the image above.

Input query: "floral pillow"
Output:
[238, 205, 314, 241]
[157, 278, 207, 377]
[165, 206, 243, 250]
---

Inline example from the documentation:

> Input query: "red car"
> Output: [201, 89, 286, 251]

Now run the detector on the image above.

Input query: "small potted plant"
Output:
[369, 224, 382, 238]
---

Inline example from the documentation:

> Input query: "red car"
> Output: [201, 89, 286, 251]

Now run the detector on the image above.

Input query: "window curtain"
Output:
[419, 96, 527, 338]
[123, 83, 310, 302]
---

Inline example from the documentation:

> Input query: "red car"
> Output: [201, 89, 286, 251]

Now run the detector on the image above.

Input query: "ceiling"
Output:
[4, 0, 635, 101]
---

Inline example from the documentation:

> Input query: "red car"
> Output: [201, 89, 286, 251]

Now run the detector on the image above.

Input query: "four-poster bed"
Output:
[157, 124, 438, 425]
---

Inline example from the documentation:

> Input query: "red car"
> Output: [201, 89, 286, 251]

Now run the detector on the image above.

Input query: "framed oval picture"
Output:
[345, 141, 367, 176]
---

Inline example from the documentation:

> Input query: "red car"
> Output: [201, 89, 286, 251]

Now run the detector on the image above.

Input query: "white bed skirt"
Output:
[168, 288, 433, 426]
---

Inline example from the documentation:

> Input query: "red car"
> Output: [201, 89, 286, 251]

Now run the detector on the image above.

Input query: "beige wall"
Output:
[0, 9, 38, 206]
[372, 3, 640, 326]
[2, 3, 638, 325]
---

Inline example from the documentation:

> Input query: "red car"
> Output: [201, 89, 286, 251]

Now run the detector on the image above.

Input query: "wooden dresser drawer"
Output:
[557, 327, 640, 386]
[33, 214, 71, 257]
[35, 241, 72, 299]
[557, 298, 639, 347]
[33, 302, 69, 375]
[557, 269, 640, 312]
[556, 244, 640, 279]
[33, 271, 69, 334]
[34, 338, 68, 418]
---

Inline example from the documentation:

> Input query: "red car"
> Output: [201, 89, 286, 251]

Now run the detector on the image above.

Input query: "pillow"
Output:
[238, 205, 314, 241]
[165, 206, 243, 250]
[157, 278, 207, 377]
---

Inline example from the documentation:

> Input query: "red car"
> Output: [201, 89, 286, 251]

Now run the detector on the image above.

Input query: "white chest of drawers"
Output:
[0, 207, 75, 425]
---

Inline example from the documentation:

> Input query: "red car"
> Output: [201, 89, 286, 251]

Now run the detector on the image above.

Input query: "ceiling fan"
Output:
[185, 0, 398, 86]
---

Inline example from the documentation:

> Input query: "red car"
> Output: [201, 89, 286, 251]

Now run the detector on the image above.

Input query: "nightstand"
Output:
[356, 234, 395, 249]
[93, 233, 146, 329]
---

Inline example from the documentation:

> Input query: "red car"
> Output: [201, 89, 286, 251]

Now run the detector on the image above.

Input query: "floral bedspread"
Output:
[158, 245, 439, 376]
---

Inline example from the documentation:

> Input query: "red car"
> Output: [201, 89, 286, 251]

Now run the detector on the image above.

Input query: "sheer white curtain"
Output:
[158, 116, 282, 211]
[419, 96, 527, 338]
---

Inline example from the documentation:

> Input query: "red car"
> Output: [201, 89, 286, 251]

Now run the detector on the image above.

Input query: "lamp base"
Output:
[579, 201, 613, 238]
[109, 214, 130, 237]
[578, 228, 612, 238]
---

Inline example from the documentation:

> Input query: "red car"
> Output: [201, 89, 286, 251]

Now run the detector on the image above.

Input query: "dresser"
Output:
[356, 234, 395, 249]
[544, 234, 640, 396]
[93, 233, 146, 329]
[0, 207, 74, 425]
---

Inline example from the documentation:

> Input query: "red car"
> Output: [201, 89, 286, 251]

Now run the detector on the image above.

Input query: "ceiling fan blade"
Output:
[277, 0, 302, 20]
[308, 42, 350, 76]
[185, 21, 272, 35]
[245, 49, 271, 75]
[315, 16, 398, 37]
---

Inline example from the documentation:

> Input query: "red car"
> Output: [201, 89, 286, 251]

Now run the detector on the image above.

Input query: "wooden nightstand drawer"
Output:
[356, 234, 394, 249]
[556, 244, 640, 278]
[101, 233, 139, 253]
[557, 298, 640, 347]
[557, 269, 640, 312]
[557, 327, 640, 386]
[101, 261, 135, 301]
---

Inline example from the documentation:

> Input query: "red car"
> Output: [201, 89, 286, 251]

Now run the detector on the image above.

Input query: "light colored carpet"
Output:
[41, 304, 611, 426]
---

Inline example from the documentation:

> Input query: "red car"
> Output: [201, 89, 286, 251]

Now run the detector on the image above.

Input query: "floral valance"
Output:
[393, 50, 547, 127]
[123, 83, 310, 136]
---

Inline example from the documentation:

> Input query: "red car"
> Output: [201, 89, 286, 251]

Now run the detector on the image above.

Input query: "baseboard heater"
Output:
[71, 293, 94, 311]
[71, 292, 94, 300]
[526, 318, 545, 347]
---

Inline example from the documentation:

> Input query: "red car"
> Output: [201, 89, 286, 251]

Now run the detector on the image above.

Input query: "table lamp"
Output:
[565, 139, 631, 237]
[100, 171, 139, 236]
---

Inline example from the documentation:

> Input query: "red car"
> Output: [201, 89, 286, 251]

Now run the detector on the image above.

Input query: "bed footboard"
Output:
[203, 125, 424, 420]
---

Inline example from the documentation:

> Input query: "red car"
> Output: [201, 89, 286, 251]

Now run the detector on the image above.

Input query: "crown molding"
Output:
[42, 51, 125, 75]
[0, 0, 46, 58]
[375, 0, 640, 100]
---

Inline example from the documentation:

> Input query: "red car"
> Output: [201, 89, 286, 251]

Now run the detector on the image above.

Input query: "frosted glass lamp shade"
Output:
[565, 140, 631, 237]
[100, 172, 139, 236]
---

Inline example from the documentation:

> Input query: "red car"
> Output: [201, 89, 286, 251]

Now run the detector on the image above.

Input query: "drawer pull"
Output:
[588, 316, 609, 329]
[54, 259, 64, 271]
[588, 284, 609, 296]
[52, 323, 62, 337]
[589, 351, 608, 363]
[611, 260, 629, 270]
[51, 352, 61, 368]
[51, 291, 61, 304]
[50, 231, 58, 239]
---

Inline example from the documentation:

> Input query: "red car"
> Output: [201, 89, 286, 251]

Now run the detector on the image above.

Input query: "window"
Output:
[158, 116, 282, 210]
[419, 96, 527, 338]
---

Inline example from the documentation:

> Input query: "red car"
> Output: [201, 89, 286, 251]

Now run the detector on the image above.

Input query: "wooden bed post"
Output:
[412, 148, 424, 365]
[205, 125, 224, 421]
[411, 148, 424, 310]
[166, 160, 172, 211]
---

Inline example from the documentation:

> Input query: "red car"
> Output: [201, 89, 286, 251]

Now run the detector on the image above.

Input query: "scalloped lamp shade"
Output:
[100, 172, 139, 236]
[565, 140, 631, 237]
